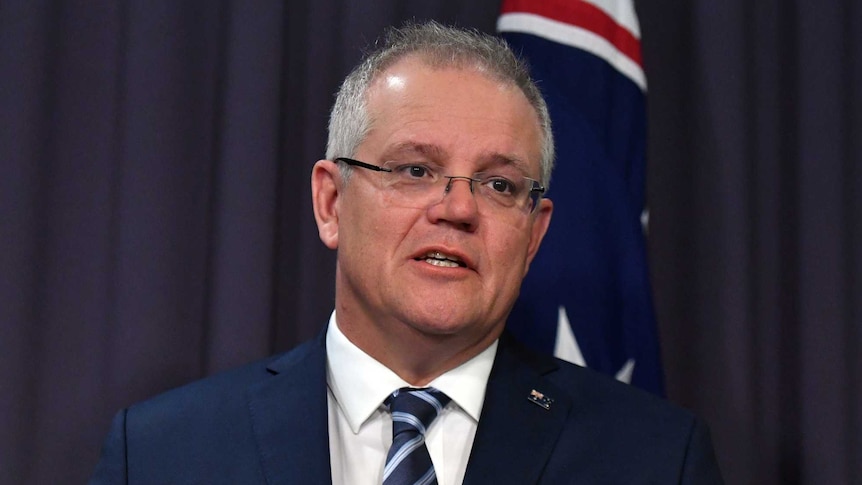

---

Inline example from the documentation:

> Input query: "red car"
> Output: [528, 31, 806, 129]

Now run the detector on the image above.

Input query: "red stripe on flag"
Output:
[501, 0, 642, 66]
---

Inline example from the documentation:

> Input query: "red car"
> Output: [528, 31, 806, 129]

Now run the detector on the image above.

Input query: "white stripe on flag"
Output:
[580, 0, 641, 37]
[498, 12, 647, 91]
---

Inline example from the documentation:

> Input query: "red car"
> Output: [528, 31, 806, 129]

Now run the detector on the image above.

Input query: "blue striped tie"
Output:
[383, 387, 451, 485]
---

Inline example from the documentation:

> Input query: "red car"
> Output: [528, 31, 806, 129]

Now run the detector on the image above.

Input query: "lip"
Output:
[410, 246, 477, 271]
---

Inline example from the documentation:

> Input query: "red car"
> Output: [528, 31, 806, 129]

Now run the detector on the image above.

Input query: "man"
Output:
[91, 22, 723, 484]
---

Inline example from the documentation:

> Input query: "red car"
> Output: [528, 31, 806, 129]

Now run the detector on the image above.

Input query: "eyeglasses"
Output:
[335, 157, 545, 215]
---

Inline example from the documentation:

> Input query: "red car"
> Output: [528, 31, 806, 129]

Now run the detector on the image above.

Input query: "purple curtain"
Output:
[641, 1, 862, 483]
[1, 1, 859, 483]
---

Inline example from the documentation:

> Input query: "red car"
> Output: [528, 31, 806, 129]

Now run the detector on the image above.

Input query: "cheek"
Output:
[485, 229, 531, 279]
[351, 206, 419, 261]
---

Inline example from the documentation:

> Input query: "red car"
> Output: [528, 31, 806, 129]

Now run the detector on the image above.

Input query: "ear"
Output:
[311, 159, 341, 249]
[523, 198, 553, 276]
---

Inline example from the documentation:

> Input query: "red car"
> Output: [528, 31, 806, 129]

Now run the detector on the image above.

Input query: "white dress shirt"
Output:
[325, 312, 497, 485]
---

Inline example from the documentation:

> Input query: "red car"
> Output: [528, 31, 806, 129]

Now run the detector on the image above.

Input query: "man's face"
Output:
[314, 57, 552, 356]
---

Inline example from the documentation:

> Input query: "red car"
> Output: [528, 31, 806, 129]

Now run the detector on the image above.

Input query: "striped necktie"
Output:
[383, 387, 451, 485]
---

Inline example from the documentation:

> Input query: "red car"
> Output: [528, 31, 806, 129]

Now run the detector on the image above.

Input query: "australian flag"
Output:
[499, 0, 664, 394]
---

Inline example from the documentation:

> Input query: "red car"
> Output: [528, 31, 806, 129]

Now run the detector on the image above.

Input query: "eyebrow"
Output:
[482, 153, 532, 177]
[381, 141, 533, 175]
[378, 142, 445, 162]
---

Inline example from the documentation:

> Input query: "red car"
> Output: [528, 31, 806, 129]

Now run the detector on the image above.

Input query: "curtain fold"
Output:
[642, 1, 861, 483]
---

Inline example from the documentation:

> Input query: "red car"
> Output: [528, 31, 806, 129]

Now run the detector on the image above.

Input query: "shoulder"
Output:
[499, 332, 693, 426]
[127, 335, 324, 427]
[547, 360, 723, 483]
[470, 334, 725, 483]
[493, 335, 723, 483]
[547, 357, 699, 439]
[93, 336, 328, 482]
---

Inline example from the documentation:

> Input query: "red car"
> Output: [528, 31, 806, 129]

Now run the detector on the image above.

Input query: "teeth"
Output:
[419, 250, 465, 268]
[425, 258, 460, 268]
[424, 251, 461, 262]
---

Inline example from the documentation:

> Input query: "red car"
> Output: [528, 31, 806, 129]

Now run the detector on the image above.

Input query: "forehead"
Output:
[361, 57, 543, 173]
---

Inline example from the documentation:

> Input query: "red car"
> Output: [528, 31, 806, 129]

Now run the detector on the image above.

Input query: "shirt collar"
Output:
[325, 311, 498, 434]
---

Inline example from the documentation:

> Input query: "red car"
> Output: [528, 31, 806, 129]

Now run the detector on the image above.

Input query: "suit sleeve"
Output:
[89, 409, 129, 485]
[680, 417, 724, 484]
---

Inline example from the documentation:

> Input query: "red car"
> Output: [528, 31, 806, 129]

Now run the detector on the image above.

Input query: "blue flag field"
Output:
[499, 0, 664, 394]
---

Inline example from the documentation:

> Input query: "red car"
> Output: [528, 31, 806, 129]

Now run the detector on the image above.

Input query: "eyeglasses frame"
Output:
[334, 157, 546, 214]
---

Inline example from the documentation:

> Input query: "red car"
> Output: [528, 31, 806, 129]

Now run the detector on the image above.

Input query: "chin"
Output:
[410, 321, 467, 337]
[401, 307, 472, 335]
[402, 308, 497, 343]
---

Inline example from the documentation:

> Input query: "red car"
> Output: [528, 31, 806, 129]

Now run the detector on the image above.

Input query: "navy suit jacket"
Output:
[91, 332, 723, 484]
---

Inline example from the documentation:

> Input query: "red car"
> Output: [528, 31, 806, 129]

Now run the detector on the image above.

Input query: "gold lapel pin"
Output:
[527, 389, 554, 410]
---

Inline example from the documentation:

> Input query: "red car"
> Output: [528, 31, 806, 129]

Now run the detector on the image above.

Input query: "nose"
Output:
[444, 176, 476, 194]
[427, 176, 480, 231]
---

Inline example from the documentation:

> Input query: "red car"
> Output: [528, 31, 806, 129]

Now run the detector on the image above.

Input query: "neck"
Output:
[335, 304, 501, 386]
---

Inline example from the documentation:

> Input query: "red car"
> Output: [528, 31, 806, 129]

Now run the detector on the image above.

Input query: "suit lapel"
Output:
[246, 334, 332, 485]
[243, 331, 569, 484]
[463, 335, 571, 484]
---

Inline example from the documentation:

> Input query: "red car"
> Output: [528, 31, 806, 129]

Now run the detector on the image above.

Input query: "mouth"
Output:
[414, 250, 468, 269]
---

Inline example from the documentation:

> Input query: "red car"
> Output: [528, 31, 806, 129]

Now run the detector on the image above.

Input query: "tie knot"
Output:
[386, 387, 451, 436]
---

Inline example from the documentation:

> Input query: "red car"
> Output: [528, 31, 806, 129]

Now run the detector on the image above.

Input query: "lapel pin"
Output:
[527, 389, 554, 410]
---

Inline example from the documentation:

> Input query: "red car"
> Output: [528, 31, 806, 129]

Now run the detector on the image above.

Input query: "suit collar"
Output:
[246, 330, 569, 484]
[463, 333, 571, 484]
[326, 314, 412, 433]
[247, 332, 332, 485]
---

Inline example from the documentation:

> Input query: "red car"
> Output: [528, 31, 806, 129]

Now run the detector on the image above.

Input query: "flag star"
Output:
[554, 306, 587, 367]
[615, 359, 635, 384]
[554, 305, 636, 384]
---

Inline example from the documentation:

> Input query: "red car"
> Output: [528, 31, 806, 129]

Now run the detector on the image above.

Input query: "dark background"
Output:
[1, 1, 859, 484]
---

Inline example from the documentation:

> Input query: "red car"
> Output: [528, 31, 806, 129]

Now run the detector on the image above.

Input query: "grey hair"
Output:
[325, 21, 555, 188]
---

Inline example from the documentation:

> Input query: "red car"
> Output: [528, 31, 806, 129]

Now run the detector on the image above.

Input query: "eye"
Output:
[388, 162, 437, 181]
[485, 177, 518, 195]
[406, 165, 428, 178]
